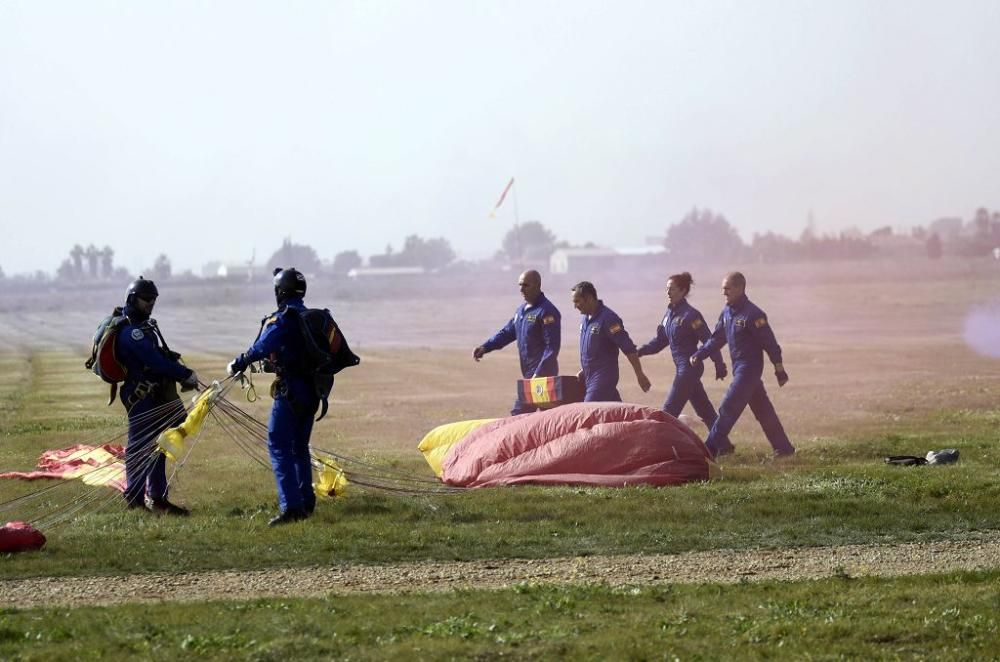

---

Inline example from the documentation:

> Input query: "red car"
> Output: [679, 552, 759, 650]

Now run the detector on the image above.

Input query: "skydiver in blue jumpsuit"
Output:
[474, 269, 561, 415]
[637, 272, 733, 453]
[571, 281, 651, 402]
[228, 268, 319, 526]
[691, 271, 795, 459]
[117, 277, 199, 515]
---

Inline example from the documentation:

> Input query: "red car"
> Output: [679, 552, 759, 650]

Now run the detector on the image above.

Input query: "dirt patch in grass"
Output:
[3, 535, 1000, 609]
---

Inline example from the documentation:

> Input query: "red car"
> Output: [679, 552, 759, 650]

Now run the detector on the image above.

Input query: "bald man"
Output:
[691, 271, 794, 459]
[474, 270, 561, 414]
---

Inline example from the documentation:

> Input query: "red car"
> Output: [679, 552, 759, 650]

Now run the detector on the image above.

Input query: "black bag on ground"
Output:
[885, 455, 927, 466]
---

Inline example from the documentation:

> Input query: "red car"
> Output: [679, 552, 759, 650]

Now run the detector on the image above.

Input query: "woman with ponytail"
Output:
[636, 272, 733, 455]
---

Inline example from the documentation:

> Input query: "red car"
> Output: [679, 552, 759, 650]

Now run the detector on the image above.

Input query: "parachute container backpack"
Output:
[288, 307, 361, 421]
[85, 306, 131, 405]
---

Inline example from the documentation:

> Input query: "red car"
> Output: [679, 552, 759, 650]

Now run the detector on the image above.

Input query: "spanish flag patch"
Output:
[265, 315, 278, 326]
[609, 323, 623, 334]
[754, 317, 767, 328]
[543, 315, 556, 325]
[692, 319, 703, 330]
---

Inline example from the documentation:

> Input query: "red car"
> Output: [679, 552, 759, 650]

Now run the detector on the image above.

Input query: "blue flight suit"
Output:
[579, 300, 638, 402]
[116, 306, 192, 507]
[693, 294, 794, 457]
[481, 293, 561, 414]
[637, 299, 732, 448]
[237, 297, 318, 515]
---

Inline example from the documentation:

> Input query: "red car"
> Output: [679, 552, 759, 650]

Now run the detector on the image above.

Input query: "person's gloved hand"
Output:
[227, 355, 248, 376]
[180, 371, 200, 392]
[714, 362, 728, 381]
[774, 363, 789, 387]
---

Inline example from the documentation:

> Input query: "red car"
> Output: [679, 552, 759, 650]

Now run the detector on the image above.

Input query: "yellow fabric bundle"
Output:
[417, 418, 496, 477]
[157, 386, 218, 461]
[314, 458, 349, 498]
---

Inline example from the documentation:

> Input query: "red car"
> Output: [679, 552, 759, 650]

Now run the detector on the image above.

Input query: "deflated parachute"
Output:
[0, 444, 126, 491]
[438, 403, 712, 488]
[418, 418, 498, 478]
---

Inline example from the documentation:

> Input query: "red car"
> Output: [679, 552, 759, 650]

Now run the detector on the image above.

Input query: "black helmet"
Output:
[125, 276, 158, 304]
[273, 267, 306, 305]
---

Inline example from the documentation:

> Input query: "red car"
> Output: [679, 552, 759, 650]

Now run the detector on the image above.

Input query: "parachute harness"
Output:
[236, 371, 258, 403]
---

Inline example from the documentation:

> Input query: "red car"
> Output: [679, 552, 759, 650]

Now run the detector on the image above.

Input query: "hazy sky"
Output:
[1, 0, 998, 276]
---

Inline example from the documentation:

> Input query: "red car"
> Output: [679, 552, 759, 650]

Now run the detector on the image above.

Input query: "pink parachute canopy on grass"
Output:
[440, 402, 712, 488]
[0, 444, 126, 492]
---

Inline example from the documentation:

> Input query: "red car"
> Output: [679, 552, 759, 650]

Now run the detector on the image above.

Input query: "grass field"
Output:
[3, 572, 1000, 660]
[2, 258, 1000, 657]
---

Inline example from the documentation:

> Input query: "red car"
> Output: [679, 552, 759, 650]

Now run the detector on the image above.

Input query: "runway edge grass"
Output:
[2, 413, 1000, 578]
[1, 570, 999, 660]
[2, 348, 1000, 578]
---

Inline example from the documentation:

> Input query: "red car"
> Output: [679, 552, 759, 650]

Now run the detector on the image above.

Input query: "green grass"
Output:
[2, 304, 1000, 659]
[1, 571, 999, 660]
[3, 428, 1000, 578]
[2, 350, 1000, 579]
[2, 416, 124, 436]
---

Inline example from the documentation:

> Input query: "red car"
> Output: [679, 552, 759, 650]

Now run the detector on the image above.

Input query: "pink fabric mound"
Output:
[440, 402, 711, 488]
[0, 521, 46, 553]
[0, 444, 126, 492]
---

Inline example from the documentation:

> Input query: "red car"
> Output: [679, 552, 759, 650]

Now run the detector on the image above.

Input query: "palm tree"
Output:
[85, 245, 99, 279]
[70, 244, 84, 277]
[100, 246, 114, 279]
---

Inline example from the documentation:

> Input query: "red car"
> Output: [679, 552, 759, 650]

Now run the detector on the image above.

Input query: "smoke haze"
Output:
[1, 0, 999, 276]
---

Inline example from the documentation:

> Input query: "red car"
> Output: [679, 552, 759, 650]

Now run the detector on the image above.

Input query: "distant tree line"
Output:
[368, 235, 456, 271]
[662, 206, 1000, 264]
[56, 244, 118, 281]
[920, 207, 1000, 258]
[14, 206, 1000, 285]
[51, 244, 174, 283]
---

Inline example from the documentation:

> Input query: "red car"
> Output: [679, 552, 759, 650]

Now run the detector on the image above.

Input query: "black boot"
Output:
[146, 497, 191, 516]
[268, 509, 308, 527]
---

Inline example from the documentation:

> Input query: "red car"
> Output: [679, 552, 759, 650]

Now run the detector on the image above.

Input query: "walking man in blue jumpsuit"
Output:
[228, 268, 320, 526]
[690, 272, 794, 459]
[572, 281, 651, 402]
[637, 272, 734, 453]
[474, 269, 561, 414]
[117, 277, 200, 515]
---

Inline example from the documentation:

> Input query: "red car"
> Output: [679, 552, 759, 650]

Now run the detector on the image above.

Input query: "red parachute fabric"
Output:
[0, 444, 126, 492]
[0, 521, 46, 553]
[440, 402, 712, 488]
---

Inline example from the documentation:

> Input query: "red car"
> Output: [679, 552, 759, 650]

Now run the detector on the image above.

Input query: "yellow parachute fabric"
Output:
[65, 446, 126, 488]
[157, 384, 221, 461]
[314, 457, 349, 498]
[80, 462, 126, 488]
[417, 418, 496, 477]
